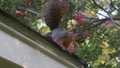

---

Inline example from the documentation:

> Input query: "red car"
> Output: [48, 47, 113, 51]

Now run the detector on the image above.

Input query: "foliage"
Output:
[0, 0, 120, 68]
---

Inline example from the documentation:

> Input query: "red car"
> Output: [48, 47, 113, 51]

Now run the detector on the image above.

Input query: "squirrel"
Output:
[43, 0, 85, 53]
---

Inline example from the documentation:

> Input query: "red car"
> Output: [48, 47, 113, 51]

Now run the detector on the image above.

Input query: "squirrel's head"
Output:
[69, 30, 85, 43]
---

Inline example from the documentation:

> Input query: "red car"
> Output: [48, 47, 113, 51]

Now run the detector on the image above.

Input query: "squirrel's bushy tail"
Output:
[44, 0, 69, 30]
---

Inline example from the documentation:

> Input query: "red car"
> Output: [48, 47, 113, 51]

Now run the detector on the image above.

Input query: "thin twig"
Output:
[18, 6, 41, 18]
[109, 0, 117, 13]
[25, 8, 41, 18]
[110, 0, 118, 10]
[92, 0, 108, 13]
[97, 13, 107, 18]
[115, 22, 120, 26]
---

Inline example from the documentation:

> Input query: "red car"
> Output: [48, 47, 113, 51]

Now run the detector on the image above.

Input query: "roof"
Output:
[0, 9, 88, 68]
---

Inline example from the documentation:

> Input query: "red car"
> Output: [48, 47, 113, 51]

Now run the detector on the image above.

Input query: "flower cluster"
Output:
[74, 12, 90, 37]
[83, 31, 90, 37]
[15, 10, 23, 15]
[24, 0, 30, 4]
[74, 12, 86, 26]
[15, 0, 30, 15]
[67, 44, 75, 54]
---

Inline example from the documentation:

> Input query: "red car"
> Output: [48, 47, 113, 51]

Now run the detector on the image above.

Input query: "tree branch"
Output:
[85, 17, 120, 30]
[92, 0, 120, 31]
[108, 14, 120, 31]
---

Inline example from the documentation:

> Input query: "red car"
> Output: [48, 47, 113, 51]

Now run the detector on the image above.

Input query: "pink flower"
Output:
[74, 12, 86, 26]
[103, 20, 111, 26]
[83, 31, 90, 37]
[67, 44, 75, 54]
[15, 10, 23, 15]
[24, 0, 30, 4]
